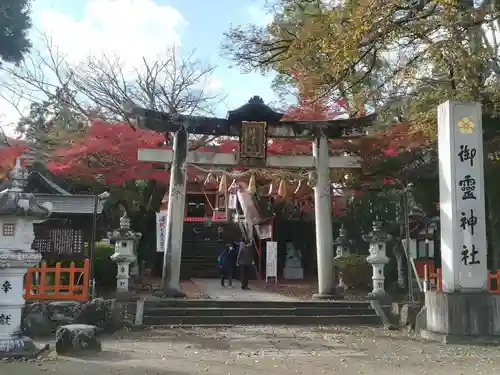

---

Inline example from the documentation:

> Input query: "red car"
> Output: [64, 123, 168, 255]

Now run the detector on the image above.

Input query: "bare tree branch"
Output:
[0, 31, 226, 160]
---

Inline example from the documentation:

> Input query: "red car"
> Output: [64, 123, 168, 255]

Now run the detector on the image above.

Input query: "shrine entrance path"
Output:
[3, 325, 500, 375]
[191, 278, 300, 301]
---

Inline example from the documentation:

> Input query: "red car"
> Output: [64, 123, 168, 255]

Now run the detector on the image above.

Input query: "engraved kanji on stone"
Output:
[458, 175, 476, 200]
[1, 280, 12, 293]
[460, 209, 478, 235]
[461, 244, 480, 266]
[0, 313, 11, 325]
[458, 145, 477, 167]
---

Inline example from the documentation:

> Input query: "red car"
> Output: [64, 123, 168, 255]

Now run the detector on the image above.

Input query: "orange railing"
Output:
[424, 266, 500, 293]
[423, 264, 442, 292]
[488, 271, 500, 293]
[24, 260, 90, 302]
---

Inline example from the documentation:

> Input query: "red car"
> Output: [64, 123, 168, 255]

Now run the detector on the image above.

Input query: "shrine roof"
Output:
[0, 190, 52, 218]
[127, 96, 375, 139]
[0, 172, 104, 215]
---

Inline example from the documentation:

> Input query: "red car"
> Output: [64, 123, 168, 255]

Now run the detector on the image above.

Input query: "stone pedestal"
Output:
[363, 220, 392, 300]
[0, 158, 52, 358]
[108, 212, 141, 297]
[423, 291, 500, 344]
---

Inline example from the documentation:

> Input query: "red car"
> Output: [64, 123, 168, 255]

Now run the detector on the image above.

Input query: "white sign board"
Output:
[156, 211, 168, 252]
[266, 241, 278, 283]
[438, 101, 487, 292]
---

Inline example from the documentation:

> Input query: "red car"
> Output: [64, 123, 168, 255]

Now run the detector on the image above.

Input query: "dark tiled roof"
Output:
[0, 190, 51, 218]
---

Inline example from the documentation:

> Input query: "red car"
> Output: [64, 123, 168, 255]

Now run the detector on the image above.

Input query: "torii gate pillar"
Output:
[158, 127, 188, 297]
[312, 133, 338, 299]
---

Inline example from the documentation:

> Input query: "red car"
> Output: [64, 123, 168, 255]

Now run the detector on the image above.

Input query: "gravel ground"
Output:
[1, 325, 500, 375]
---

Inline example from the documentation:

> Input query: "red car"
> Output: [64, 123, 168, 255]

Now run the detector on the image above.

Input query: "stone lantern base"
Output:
[366, 290, 392, 304]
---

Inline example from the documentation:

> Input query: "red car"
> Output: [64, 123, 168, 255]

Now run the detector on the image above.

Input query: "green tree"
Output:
[222, 0, 500, 138]
[0, 0, 32, 65]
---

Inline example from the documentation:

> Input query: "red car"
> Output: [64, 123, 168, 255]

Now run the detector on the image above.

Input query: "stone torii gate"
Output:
[129, 96, 374, 298]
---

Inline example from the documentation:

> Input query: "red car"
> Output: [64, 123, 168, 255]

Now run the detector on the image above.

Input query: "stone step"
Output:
[180, 263, 218, 270]
[181, 256, 222, 263]
[181, 245, 226, 253]
[144, 299, 371, 309]
[183, 235, 238, 240]
[144, 306, 375, 317]
[141, 314, 381, 326]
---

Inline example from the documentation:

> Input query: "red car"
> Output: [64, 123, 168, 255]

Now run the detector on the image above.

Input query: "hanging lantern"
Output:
[278, 179, 288, 198]
[247, 174, 257, 194]
[217, 174, 227, 195]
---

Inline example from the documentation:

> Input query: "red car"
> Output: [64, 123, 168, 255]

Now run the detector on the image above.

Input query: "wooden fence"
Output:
[424, 265, 500, 293]
[24, 260, 90, 302]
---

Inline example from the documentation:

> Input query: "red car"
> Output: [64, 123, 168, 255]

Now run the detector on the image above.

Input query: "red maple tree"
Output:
[0, 142, 28, 179]
[47, 119, 169, 185]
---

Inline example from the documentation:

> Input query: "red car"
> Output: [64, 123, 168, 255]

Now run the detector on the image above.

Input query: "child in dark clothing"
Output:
[219, 243, 236, 287]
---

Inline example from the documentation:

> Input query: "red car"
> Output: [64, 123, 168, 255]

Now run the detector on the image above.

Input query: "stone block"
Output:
[22, 298, 124, 339]
[424, 291, 500, 344]
[72, 298, 122, 333]
[55, 324, 101, 356]
[21, 303, 53, 338]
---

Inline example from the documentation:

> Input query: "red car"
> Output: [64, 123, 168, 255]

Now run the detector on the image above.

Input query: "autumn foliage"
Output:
[0, 142, 28, 179]
[47, 119, 168, 185]
[45, 92, 427, 188]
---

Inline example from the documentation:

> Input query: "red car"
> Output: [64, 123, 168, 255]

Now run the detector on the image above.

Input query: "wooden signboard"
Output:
[239, 121, 267, 166]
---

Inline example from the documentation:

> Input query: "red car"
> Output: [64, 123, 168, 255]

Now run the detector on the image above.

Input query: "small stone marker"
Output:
[55, 324, 101, 356]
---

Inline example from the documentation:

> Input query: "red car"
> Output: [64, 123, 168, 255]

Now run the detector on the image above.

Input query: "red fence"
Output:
[24, 260, 90, 302]
[424, 265, 500, 293]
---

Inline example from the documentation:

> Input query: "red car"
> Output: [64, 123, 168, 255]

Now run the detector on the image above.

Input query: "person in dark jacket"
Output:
[237, 239, 254, 290]
[219, 244, 236, 287]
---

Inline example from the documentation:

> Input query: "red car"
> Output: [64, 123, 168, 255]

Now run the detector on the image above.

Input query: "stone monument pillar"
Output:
[423, 101, 497, 343]
[109, 212, 141, 297]
[0, 159, 52, 358]
[363, 220, 392, 299]
[333, 226, 351, 292]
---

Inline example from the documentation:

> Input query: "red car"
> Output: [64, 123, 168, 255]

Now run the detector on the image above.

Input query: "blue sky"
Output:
[0, 0, 277, 133]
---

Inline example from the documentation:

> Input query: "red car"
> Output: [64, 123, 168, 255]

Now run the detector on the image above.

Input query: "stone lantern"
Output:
[333, 226, 351, 293]
[362, 220, 392, 299]
[108, 211, 141, 296]
[0, 159, 52, 358]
